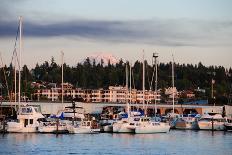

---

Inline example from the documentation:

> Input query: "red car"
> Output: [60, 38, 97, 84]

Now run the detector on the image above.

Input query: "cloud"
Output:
[0, 18, 232, 47]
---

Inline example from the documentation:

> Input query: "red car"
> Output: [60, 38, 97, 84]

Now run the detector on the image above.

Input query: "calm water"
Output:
[0, 130, 231, 155]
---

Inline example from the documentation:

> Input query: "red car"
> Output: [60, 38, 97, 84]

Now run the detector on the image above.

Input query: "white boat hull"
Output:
[38, 126, 68, 133]
[68, 127, 99, 134]
[135, 122, 170, 134]
[113, 122, 134, 133]
[198, 122, 225, 131]
[103, 125, 113, 132]
[7, 122, 37, 133]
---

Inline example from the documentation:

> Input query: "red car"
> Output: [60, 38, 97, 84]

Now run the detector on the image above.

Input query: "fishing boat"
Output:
[198, 113, 226, 131]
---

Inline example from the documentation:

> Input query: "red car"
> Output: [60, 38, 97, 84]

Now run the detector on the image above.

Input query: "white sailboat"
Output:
[112, 62, 135, 133]
[133, 52, 170, 134]
[165, 55, 179, 128]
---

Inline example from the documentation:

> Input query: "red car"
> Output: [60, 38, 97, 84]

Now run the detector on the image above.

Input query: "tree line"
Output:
[0, 57, 231, 104]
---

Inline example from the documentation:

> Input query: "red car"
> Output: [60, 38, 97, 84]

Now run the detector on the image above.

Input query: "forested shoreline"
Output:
[0, 57, 231, 104]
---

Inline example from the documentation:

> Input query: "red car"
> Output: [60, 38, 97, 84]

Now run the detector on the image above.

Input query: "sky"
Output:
[0, 0, 232, 68]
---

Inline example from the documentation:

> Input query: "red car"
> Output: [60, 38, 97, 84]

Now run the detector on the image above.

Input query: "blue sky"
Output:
[0, 0, 232, 68]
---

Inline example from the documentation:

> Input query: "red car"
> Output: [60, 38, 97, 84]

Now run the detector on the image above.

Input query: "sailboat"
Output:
[133, 52, 170, 134]
[164, 55, 179, 128]
[112, 62, 135, 133]
[7, 17, 45, 133]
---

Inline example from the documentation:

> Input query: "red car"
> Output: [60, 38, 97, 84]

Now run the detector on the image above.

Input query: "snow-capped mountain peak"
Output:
[84, 52, 119, 66]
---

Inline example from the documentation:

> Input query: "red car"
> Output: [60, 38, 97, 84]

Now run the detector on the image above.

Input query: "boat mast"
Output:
[143, 50, 145, 114]
[172, 54, 175, 115]
[14, 52, 17, 108]
[129, 62, 132, 109]
[61, 51, 64, 109]
[153, 53, 158, 118]
[18, 16, 22, 107]
[126, 62, 130, 117]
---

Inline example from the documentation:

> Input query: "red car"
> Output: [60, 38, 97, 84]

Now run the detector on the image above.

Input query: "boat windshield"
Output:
[21, 107, 33, 114]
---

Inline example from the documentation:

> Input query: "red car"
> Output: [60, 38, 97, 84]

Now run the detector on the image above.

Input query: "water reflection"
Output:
[0, 131, 231, 155]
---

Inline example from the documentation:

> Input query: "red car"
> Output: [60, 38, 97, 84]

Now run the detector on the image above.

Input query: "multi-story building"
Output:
[34, 86, 161, 104]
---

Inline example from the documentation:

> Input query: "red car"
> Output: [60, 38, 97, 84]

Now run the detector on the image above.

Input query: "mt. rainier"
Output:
[84, 52, 119, 66]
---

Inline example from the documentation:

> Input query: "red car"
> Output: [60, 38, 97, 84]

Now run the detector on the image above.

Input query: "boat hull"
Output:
[198, 122, 225, 131]
[135, 123, 170, 134]
[7, 122, 37, 133]
[103, 125, 113, 132]
[175, 121, 199, 130]
[225, 123, 232, 131]
[113, 122, 134, 133]
[68, 126, 100, 134]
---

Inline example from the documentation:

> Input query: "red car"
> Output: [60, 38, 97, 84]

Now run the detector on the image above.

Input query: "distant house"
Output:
[180, 90, 195, 98]
[165, 87, 178, 98]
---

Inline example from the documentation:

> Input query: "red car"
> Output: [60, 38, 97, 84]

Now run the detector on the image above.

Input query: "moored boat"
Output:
[67, 119, 100, 134]
[175, 114, 200, 130]
[198, 113, 226, 131]
[134, 117, 170, 134]
[225, 117, 232, 131]
[7, 105, 44, 133]
[38, 120, 68, 133]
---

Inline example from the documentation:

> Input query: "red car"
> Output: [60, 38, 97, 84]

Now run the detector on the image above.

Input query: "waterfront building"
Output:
[33, 86, 161, 104]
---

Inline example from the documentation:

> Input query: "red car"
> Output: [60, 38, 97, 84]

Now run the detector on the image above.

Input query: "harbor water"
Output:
[0, 130, 231, 155]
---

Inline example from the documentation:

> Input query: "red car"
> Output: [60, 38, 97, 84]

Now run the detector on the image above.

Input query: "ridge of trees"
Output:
[0, 57, 232, 104]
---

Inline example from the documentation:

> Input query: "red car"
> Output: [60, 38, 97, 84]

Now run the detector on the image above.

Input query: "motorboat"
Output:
[175, 114, 200, 130]
[7, 105, 44, 133]
[198, 113, 226, 131]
